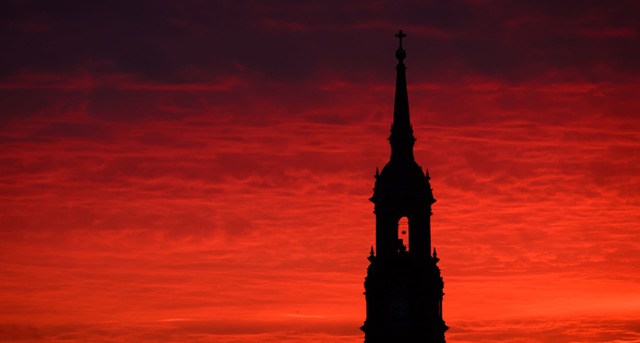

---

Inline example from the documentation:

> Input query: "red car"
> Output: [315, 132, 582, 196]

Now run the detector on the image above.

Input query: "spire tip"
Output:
[395, 30, 406, 62]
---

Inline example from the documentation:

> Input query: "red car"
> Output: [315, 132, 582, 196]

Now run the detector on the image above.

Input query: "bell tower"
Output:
[361, 30, 448, 343]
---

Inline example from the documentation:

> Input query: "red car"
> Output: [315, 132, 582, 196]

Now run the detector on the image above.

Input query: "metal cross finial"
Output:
[395, 30, 406, 48]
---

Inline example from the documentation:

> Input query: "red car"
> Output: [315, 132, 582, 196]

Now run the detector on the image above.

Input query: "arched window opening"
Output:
[397, 217, 409, 253]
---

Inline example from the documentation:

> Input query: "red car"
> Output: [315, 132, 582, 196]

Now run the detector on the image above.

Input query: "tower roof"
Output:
[389, 30, 415, 162]
[374, 31, 431, 203]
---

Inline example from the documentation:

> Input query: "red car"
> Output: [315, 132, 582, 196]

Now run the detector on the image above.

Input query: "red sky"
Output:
[1, 1, 640, 342]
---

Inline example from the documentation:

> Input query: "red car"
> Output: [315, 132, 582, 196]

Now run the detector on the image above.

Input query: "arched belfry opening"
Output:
[397, 217, 408, 253]
[362, 30, 447, 343]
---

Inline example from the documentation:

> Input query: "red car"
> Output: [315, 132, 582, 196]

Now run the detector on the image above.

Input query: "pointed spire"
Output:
[389, 30, 415, 161]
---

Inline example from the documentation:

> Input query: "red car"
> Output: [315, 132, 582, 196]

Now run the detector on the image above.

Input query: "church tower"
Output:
[362, 31, 448, 342]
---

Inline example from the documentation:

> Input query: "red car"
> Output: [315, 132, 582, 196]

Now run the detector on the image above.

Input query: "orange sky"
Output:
[1, 1, 640, 342]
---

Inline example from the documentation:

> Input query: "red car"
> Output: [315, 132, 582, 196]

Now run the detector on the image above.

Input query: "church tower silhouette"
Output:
[361, 30, 448, 342]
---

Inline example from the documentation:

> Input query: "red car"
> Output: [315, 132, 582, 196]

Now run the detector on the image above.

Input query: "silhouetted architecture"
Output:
[361, 31, 448, 343]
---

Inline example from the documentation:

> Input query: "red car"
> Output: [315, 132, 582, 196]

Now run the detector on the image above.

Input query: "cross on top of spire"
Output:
[395, 30, 407, 62]
[395, 30, 406, 48]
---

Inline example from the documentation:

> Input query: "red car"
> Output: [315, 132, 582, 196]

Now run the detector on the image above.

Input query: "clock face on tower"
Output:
[389, 296, 409, 319]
